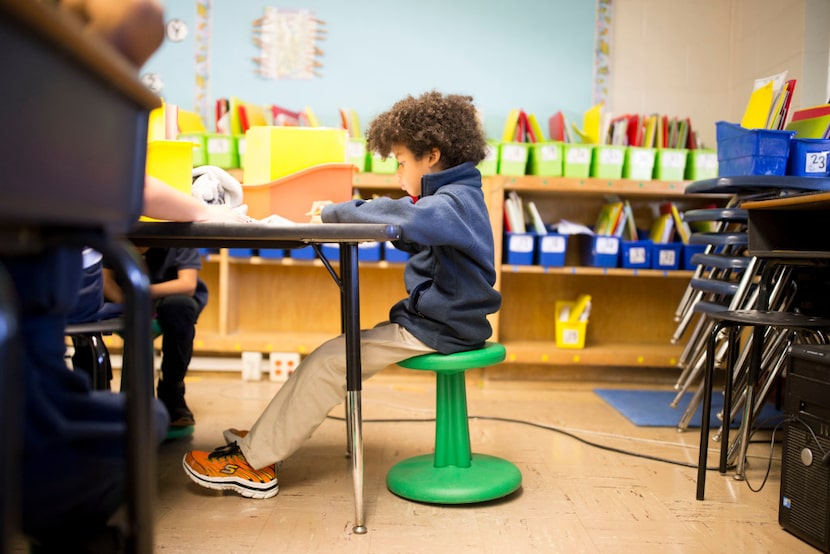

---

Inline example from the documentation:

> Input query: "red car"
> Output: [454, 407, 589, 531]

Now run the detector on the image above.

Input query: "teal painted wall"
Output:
[145, 0, 596, 139]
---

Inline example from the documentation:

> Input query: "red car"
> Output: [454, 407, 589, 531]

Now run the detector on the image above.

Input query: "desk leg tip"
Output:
[353, 525, 367, 535]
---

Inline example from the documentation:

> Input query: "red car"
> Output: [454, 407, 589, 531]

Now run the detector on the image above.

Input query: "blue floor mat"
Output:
[594, 388, 785, 428]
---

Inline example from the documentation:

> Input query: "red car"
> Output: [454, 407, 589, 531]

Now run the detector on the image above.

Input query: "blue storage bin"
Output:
[358, 242, 382, 262]
[787, 138, 830, 177]
[504, 232, 536, 265]
[537, 233, 568, 267]
[383, 242, 410, 263]
[320, 243, 340, 261]
[290, 245, 317, 260]
[621, 239, 652, 269]
[716, 121, 794, 176]
[577, 234, 619, 268]
[227, 248, 253, 258]
[651, 242, 682, 270]
[257, 248, 284, 259]
[682, 243, 707, 270]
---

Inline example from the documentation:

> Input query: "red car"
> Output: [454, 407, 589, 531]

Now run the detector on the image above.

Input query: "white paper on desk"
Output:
[258, 214, 297, 226]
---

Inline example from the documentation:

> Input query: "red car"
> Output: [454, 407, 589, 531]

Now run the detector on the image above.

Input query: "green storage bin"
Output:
[348, 137, 367, 172]
[562, 143, 593, 178]
[235, 134, 245, 170]
[477, 140, 498, 176]
[497, 142, 529, 176]
[654, 148, 688, 181]
[179, 132, 207, 167]
[622, 147, 656, 180]
[369, 152, 397, 174]
[528, 141, 563, 176]
[590, 145, 625, 179]
[206, 133, 239, 169]
[685, 148, 718, 180]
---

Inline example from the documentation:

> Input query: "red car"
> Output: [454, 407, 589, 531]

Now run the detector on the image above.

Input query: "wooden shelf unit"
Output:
[171, 172, 725, 372]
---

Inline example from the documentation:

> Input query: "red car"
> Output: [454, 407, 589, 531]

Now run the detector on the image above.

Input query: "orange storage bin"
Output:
[242, 163, 356, 222]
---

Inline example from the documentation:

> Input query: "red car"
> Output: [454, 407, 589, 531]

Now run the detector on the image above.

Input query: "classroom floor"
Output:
[140, 367, 818, 554]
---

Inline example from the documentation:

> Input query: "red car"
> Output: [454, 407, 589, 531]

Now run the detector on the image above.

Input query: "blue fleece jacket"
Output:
[321, 162, 501, 354]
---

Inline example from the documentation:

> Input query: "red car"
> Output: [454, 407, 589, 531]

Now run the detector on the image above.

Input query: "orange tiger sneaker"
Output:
[182, 442, 278, 499]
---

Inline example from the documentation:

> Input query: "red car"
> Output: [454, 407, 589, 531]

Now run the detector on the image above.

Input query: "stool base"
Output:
[387, 453, 521, 504]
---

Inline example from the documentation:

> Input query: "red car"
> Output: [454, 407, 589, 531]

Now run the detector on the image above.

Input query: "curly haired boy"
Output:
[183, 91, 502, 498]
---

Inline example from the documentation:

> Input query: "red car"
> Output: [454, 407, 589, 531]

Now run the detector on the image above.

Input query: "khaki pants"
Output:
[239, 322, 434, 469]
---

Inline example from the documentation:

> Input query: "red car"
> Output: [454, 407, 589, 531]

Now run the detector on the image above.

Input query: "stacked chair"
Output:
[671, 177, 830, 499]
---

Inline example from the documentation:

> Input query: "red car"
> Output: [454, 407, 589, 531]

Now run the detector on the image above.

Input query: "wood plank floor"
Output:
[143, 369, 819, 553]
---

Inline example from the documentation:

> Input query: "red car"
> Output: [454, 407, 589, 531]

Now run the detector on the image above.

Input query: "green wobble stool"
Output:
[387, 342, 522, 503]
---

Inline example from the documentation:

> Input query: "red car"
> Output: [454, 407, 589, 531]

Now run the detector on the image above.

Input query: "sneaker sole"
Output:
[181, 457, 279, 499]
[165, 425, 194, 441]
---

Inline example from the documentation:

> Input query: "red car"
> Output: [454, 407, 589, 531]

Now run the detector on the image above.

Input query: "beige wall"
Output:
[610, 0, 830, 149]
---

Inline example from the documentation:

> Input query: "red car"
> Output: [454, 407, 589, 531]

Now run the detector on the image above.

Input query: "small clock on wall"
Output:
[165, 18, 188, 42]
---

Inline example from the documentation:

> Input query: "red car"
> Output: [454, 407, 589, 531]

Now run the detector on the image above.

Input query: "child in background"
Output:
[104, 247, 208, 436]
[182, 90, 502, 499]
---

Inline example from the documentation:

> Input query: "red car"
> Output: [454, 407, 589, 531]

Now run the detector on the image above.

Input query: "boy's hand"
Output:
[306, 200, 333, 223]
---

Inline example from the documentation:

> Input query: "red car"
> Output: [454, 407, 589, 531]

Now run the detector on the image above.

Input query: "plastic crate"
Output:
[787, 138, 830, 177]
[716, 121, 794, 176]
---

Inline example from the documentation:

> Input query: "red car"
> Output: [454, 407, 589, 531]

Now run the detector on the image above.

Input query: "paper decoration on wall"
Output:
[252, 7, 326, 80]
[594, 0, 613, 106]
[194, 0, 212, 125]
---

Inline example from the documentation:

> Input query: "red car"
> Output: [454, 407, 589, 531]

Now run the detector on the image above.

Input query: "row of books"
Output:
[506, 191, 704, 245]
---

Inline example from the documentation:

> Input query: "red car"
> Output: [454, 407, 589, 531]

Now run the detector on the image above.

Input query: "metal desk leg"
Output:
[340, 244, 366, 534]
[0, 264, 22, 553]
[93, 237, 155, 554]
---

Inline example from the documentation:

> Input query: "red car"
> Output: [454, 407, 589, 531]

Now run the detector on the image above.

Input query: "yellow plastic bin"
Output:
[555, 300, 588, 349]
[143, 139, 193, 220]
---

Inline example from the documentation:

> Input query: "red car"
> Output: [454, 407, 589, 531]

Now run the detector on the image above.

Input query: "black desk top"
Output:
[129, 221, 402, 249]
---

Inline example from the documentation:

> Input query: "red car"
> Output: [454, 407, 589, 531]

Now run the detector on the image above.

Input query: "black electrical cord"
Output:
[326, 412, 783, 473]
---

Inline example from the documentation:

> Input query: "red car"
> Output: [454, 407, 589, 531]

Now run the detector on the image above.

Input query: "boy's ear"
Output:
[428, 148, 441, 167]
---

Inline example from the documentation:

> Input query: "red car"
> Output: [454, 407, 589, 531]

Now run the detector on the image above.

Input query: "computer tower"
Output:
[780, 344, 830, 553]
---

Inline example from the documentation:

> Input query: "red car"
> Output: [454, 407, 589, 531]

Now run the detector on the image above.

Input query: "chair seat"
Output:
[397, 342, 506, 372]
[684, 208, 748, 223]
[690, 252, 751, 270]
[710, 309, 830, 329]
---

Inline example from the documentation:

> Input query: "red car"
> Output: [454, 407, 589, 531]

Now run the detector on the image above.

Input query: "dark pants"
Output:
[155, 294, 202, 384]
[0, 247, 168, 545]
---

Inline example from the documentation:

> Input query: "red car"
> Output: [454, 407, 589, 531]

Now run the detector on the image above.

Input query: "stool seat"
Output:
[396, 342, 506, 372]
[387, 342, 521, 504]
